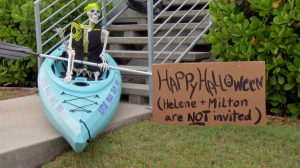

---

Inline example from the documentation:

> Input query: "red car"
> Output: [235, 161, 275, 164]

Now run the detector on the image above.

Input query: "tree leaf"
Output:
[266, 64, 274, 70]
[298, 84, 300, 97]
[246, 29, 253, 35]
[0, 71, 6, 76]
[273, 16, 287, 24]
[250, 16, 261, 22]
[270, 32, 278, 38]
[270, 75, 277, 85]
[274, 47, 279, 54]
[279, 44, 287, 49]
[216, 32, 225, 38]
[293, 57, 300, 68]
[277, 74, 284, 84]
[270, 108, 282, 114]
[258, 48, 265, 52]
[284, 81, 297, 90]
[240, 45, 247, 55]
[258, 54, 266, 60]
[250, 21, 260, 29]
[243, 19, 249, 29]
[29, 81, 36, 86]
[297, 76, 300, 83]
[290, 108, 300, 114]
[288, 65, 298, 71]
[264, 42, 275, 49]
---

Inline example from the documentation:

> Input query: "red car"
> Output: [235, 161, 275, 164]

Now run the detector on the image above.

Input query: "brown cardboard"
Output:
[152, 61, 266, 126]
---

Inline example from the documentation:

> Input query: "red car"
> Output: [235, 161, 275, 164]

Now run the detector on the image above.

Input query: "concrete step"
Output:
[0, 94, 152, 168]
[107, 23, 210, 31]
[119, 9, 208, 19]
[122, 83, 150, 104]
[122, 83, 149, 97]
[162, 0, 210, 6]
[106, 36, 208, 45]
[107, 50, 211, 61]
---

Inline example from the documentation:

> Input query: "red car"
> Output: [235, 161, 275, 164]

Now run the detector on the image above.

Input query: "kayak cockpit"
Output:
[50, 59, 110, 83]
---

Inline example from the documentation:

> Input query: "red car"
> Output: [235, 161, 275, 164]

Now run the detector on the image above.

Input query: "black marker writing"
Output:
[157, 97, 197, 111]
[208, 97, 248, 109]
[156, 68, 264, 98]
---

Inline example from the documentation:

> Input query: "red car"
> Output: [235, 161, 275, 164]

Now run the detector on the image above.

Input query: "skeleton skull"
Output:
[87, 9, 101, 24]
[84, 3, 101, 24]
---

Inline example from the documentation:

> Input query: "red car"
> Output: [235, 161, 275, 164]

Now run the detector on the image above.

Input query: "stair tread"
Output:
[119, 9, 208, 19]
[107, 23, 209, 31]
[122, 83, 149, 96]
[123, 83, 149, 90]
[107, 50, 211, 61]
[162, 0, 210, 6]
[105, 36, 208, 45]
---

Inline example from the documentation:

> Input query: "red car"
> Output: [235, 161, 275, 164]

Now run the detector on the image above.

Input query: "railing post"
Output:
[147, 0, 154, 109]
[34, 1, 43, 71]
[101, 0, 107, 29]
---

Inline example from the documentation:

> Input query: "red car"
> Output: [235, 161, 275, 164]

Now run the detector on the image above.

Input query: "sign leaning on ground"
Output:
[152, 61, 266, 126]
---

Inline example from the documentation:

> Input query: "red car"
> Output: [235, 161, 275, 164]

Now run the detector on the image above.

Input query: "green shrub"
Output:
[0, 0, 114, 87]
[203, 0, 300, 117]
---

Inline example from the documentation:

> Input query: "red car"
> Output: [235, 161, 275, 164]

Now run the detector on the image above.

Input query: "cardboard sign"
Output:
[152, 61, 266, 126]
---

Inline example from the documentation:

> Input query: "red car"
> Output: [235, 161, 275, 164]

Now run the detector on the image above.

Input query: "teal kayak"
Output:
[37, 44, 122, 153]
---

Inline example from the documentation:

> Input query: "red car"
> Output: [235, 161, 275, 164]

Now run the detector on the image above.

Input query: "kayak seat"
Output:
[59, 72, 96, 81]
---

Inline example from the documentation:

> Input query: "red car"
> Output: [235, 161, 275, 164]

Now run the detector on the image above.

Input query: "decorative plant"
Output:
[0, 0, 114, 87]
[203, 0, 300, 117]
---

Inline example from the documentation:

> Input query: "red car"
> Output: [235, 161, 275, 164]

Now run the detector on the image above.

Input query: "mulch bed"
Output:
[0, 88, 39, 101]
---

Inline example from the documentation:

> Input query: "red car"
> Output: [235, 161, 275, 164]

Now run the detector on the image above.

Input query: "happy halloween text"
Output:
[156, 67, 264, 99]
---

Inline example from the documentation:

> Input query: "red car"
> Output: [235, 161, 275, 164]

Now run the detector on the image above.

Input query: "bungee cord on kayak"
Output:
[61, 92, 100, 113]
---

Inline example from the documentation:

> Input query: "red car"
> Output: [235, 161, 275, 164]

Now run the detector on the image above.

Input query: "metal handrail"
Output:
[162, 14, 210, 63]
[102, 0, 107, 30]
[153, 0, 163, 8]
[154, 0, 204, 48]
[153, 0, 176, 22]
[175, 21, 213, 63]
[147, 0, 154, 109]
[40, 0, 74, 25]
[41, 0, 87, 36]
[153, 0, 189, 35]
[155, 1, 210, 61]
[39, 0, 60, 14]
[106, 6, 128, 26]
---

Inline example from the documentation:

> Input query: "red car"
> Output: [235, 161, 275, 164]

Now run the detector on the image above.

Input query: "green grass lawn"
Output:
[42, 116, 300, 168]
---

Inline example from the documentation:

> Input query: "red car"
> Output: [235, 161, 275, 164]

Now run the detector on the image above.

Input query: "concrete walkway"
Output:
[0, 94, 152, 168]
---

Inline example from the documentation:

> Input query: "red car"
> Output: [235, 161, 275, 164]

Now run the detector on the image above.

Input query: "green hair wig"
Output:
[84, 3, 101, 12]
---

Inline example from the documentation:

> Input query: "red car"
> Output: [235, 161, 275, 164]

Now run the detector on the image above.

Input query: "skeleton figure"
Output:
[55, 3, 109, 83]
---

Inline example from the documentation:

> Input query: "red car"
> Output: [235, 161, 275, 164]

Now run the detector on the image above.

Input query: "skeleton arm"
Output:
[99, 29, 109, 71]
[53, 28, 68, 49]
[64, 32, 76, 84]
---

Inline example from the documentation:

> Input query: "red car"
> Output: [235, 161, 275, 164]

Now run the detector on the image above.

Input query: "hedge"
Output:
[0, 0, 114, 87]
[203, 0, 300, 117]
